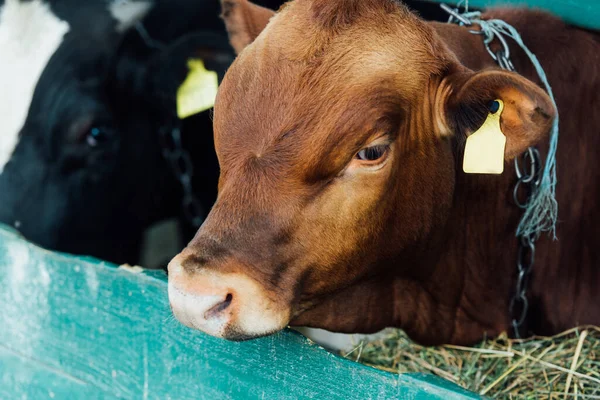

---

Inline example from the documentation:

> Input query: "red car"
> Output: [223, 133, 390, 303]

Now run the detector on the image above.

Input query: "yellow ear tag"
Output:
[462, 99, 506, 174]
[176, 59, 219, 119]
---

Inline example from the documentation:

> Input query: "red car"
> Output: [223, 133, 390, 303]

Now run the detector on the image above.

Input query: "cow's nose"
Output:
[167, 256, 238, 337]
[168, 285, 236, 335]
[204, 293, 233, 319]
[167, 251, 290, 340]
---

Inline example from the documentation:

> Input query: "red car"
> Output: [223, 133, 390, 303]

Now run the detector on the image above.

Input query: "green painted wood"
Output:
[426, 0, 600, 30]
[0, 224, 484, 399]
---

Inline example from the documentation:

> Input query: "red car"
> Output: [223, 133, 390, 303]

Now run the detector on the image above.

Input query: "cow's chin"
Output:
[167, 258, 290, 341]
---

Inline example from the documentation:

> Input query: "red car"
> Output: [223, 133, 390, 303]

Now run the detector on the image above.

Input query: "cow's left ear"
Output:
[220, 0, 276, 54]
[445, 70, 556, 160]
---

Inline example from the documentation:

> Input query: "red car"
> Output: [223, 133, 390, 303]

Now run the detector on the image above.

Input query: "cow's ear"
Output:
[445, 70, 555, 160]
[220, 0, 276, 54]
[108, 29, 234, 113]
[143, 33, 234, 108]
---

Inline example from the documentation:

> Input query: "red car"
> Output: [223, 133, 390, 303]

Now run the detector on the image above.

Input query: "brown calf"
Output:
[168, 0, 600, 345]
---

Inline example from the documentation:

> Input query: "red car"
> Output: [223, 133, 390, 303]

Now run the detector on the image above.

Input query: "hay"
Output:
[343, 326, 600, 399]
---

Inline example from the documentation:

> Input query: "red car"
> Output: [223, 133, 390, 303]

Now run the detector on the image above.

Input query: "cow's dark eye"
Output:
[356, 145, 389, 162]
[86, 127, 109, 147]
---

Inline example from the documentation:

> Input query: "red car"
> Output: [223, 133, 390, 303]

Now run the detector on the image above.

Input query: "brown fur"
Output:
[182, 0, 600, 345]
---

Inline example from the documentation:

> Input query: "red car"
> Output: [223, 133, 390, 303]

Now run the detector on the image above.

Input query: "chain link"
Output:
[133, 21, 207, 229]
[442, 4, 542, 339]
[479, 32, 541, 340]
[510, 149, 541, 338]
[159, 126, 205, 228]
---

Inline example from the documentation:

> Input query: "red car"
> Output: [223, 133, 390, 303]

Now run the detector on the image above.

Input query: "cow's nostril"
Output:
[204, 293, 233, 320]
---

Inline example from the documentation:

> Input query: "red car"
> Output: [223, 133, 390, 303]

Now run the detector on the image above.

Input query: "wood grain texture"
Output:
[426, 0, 600, 30]
[0, 224, 483, 399]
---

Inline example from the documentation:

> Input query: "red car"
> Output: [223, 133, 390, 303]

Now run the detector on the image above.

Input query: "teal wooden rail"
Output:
[427, 0, 600, 30]
[0, 224, 483, 399]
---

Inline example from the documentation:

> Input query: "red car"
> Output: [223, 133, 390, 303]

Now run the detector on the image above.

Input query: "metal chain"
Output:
[511, 148, 541, 338]
[441, 3, 540, 338]
[159, 126, 205, 228]
[488, 48, 541, 339]
[487, 37, 540, 340]
[133, 20, 206, 228]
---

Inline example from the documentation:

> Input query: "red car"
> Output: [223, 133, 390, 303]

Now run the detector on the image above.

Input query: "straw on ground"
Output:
[347, 326, 599, 399]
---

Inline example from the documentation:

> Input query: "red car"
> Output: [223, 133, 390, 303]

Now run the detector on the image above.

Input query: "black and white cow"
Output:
[0, 0, 235, 264]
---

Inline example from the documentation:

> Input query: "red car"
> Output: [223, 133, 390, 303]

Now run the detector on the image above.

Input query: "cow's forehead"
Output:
[0, 0, 70, 173]
[215, 1, 437, 165]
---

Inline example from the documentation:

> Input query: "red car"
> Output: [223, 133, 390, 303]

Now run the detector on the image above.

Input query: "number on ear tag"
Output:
[463, 99, 506, 174]
[176, 59, 219, 119]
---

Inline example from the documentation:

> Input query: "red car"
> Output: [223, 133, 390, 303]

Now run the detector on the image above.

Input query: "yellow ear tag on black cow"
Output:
[176, 59, 219, 119]
[462, 99, 506, 174]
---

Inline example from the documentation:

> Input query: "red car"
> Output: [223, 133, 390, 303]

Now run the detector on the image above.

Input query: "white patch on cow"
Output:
[109, 0, 153, 32]
[294, 327, 394, 353]
[0, 0, 70, 173]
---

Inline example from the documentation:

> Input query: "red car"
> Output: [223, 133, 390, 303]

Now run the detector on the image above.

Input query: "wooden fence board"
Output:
[0, 224, 484, 399]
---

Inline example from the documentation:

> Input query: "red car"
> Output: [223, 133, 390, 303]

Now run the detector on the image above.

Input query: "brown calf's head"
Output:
[168, 0, 555, 340]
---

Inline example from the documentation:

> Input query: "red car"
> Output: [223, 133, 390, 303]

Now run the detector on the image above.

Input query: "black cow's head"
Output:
[0, 0, 233, 264]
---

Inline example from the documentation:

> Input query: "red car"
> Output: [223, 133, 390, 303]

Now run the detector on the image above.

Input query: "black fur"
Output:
[0, 0, 231, 264]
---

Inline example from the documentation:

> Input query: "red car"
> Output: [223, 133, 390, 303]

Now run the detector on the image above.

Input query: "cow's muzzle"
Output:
[167, 253, 289, 340]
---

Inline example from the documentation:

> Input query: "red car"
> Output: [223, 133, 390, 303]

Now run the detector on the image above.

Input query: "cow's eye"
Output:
[86, 127, 109, 147]
[356, 144, 389, 162]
